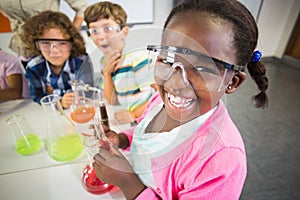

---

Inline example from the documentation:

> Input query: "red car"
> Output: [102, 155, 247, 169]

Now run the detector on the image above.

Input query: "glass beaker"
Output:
[6, 114, 43, 156]
[40, 94, 84, 162]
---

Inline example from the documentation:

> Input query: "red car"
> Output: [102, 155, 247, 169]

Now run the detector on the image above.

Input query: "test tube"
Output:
[84, 84, 110, 128]
[99, 101, 109, 128]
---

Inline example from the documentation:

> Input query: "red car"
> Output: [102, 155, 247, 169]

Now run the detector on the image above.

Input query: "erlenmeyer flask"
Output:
[80, 121, 114, 194]
[82, 163, 114, 194]
[70, 80, 96, 124]
[6, 114, 43, 156]
[40, 94, 84, 162]
[69, 80, 114, 194]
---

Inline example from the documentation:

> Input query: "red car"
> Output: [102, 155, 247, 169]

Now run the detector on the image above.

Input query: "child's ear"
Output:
[225, 72, 246, 94]
[121, 26, 130, 36]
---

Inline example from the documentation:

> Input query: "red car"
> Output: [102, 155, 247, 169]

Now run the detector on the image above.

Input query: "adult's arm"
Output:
[64, 0, 88, 29]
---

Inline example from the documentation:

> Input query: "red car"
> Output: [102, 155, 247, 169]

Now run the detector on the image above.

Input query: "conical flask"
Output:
[70, 80, 96, 124]
[69, 81, 114, 194]
[80, 121, 114, 194]
[40, 94, 84, 162]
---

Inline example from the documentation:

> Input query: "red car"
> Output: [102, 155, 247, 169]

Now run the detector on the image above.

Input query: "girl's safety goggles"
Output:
[35, 38, 72, 52]
[147, 45, 244, 92]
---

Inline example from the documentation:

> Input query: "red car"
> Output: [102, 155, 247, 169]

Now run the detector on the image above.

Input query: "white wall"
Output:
[62, 0, 154, 25]
[257, 0, 300, 58]
[238, 0, 262, 20]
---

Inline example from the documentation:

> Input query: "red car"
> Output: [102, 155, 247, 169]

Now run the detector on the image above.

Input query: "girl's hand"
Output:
[101, 125, 129, 149]
[101, 124, 120, 147]
[93, 144, 146, 199]
[102, 50, 121, 75]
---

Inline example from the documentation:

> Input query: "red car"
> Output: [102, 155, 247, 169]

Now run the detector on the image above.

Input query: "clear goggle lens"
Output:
[87, 26, 120, 36]
[147, 45, 241, 92]
[35, 39, 71, 51]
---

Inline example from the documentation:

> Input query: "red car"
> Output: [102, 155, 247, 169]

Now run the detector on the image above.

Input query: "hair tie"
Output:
[252, 50, 262, 62]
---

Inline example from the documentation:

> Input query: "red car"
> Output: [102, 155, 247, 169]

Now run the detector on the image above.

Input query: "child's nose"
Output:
[164, 70, 188, 93]
[171, 62, 192, 87]
[49, 45, 61, 55]
[50, 43, 59, 50]
[96, 33, 106, 41]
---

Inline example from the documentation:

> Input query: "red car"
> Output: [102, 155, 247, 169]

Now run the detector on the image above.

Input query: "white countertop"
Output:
[0, 99, 129, 200]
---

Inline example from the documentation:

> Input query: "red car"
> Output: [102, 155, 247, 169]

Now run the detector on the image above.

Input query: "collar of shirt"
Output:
[45, 59, 75, 95]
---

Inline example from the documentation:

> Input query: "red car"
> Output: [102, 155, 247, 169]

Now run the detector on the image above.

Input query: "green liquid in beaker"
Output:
[15, 134, 43, 156]
[48, 134, 84, 162]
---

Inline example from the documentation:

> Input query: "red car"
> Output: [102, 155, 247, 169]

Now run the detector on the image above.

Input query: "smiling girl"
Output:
[92, 0, 269, 199]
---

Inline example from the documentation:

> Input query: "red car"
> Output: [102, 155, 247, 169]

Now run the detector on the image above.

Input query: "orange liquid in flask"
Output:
[70, 105, 96, 123]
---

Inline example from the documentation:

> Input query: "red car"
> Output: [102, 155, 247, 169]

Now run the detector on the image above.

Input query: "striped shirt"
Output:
[99, 49, 155, 112]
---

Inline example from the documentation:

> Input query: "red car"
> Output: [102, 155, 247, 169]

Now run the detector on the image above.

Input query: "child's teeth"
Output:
[167, 93, 192, 108]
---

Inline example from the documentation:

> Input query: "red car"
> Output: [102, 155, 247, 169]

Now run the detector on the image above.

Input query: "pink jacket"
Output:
[121, 92, 247, 199]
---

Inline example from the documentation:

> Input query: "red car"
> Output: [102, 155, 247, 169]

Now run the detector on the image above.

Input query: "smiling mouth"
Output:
[167, 92, 193, 108]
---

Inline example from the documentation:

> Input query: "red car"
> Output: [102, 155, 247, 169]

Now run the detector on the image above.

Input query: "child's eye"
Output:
[89, 28, 98, 35]
[41, 41, 51, 45]
[58, 41, 69, 46]
[103, 26, 112, 33]
[157, 57, 172, 66]
[93, 29, 99, 34]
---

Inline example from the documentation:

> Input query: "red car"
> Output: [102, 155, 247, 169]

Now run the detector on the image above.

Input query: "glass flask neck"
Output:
[71, 80, 85, 102]
[40, 94, 64, 115]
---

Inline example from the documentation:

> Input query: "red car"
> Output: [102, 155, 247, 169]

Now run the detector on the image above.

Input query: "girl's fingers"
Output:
[109, 143, 122, 156]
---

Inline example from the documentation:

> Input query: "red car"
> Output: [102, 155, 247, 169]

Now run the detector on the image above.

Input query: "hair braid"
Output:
[247, 60, 269, 108]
